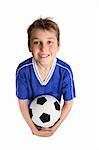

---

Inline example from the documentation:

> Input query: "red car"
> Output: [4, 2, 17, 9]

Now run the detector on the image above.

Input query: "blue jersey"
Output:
[16, 57, 76, 105]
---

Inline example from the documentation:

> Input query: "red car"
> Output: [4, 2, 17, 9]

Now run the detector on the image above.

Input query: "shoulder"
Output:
[56, 58, 72, 72]
[56, 58, 74, 79]
[16, 57, 33, 75]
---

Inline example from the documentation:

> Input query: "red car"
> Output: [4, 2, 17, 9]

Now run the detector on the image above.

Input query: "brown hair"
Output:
[27, 17, 60, 51]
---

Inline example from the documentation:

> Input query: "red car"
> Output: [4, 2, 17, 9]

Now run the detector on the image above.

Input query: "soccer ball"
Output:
[29, 95, 61, 128]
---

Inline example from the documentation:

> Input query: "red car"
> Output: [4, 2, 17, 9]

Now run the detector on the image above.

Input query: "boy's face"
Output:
[30, 29, 59, 67]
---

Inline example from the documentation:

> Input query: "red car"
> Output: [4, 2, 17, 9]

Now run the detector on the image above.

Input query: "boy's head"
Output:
[27, 17, 60, 51]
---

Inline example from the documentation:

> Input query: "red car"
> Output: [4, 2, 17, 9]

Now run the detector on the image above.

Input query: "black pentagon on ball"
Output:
[29, 108, 33, 118]
[54, 101, 60, 110]
[37, 97, 47, 105]
[40, 113, 50, 123]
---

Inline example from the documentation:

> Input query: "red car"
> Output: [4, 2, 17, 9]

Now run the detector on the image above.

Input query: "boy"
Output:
[16, 17, 76, 137]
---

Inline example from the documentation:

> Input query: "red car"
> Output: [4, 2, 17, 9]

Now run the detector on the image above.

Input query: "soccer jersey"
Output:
[16, 57, 76, 105]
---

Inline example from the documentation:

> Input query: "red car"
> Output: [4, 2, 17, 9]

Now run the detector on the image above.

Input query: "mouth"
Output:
[39, 54, 50, 59]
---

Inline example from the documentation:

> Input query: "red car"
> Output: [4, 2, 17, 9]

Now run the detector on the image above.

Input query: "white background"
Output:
[0, 0, 98, 150]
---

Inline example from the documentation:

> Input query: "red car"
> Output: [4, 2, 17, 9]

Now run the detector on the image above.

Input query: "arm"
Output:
[53, 100, 73, 129]
[18, 99, 53, 137]
[44, 100, 73, 133]
[18, 100, 38, 132]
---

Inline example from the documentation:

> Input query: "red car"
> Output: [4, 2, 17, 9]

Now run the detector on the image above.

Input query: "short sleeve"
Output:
[16, 69, 28, 99]
[62, 67, 76, 101]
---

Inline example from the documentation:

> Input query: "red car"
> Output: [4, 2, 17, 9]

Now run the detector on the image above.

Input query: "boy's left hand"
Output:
[41, 127, 55, 135]
[41, 123, 60, 134]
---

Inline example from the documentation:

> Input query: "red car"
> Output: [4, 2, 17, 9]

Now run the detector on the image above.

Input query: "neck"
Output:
[36, 61, 53, 71]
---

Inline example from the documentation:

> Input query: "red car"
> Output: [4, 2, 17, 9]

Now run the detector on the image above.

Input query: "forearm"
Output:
[18, 100, 38, 132]
[60, 100, 73, 122]
[52, 100, 73, 130]
[18, 100, 55, 137]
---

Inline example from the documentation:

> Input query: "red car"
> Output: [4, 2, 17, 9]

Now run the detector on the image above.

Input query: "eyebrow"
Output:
[47, 37, 56, 40]
[31, 37, 56, 41]
[31, 38, 39, 40]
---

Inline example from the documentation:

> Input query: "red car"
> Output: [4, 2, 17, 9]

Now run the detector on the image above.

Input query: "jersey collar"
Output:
[32, 58, 57, 86]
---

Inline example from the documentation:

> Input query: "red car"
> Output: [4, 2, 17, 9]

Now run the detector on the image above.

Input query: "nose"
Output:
[40, 42, 47, 52]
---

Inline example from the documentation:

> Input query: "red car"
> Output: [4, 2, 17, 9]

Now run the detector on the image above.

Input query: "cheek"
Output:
[30, 44, 35, 50]
[50, 49, 58, 56]
[30, 48, 37, 56]
[50, 45, 59, 53]
[30, 45, 38, 53]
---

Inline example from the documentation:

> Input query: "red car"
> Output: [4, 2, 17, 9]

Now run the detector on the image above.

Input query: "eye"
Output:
[47, 40, 53, 44]
[33, 41, 40, 45]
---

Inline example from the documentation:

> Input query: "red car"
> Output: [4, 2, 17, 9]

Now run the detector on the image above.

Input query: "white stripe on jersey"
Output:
[56, 63, 74, 98]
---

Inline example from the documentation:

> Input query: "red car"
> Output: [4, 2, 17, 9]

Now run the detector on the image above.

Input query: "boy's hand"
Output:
[31, 128, 54, 137]
[41, 124, 59, 134]
[31, 124, 59, 137]
[38, 117, 62, 136]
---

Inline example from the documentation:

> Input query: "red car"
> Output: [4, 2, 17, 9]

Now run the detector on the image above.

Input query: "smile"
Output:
[39, 54, 50, 58]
